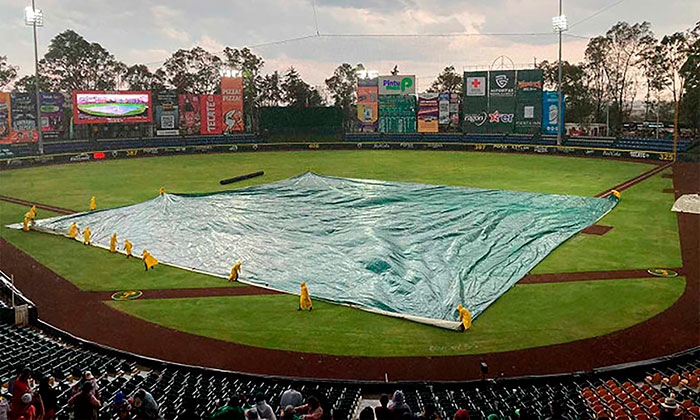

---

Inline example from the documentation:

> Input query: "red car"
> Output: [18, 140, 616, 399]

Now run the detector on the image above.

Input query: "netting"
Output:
[11, 173, 618, 329]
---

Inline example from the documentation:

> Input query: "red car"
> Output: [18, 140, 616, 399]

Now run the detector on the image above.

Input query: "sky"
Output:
[0, 0, 698, 91]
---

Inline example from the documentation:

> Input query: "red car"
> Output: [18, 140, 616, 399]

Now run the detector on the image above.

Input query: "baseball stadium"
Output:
[0, 2, 699, 420]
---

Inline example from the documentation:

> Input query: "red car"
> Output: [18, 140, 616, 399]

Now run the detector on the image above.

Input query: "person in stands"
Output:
[358, 407, 375, 420]
[37, 375, 58, 420]
[253, 394, 276, 420]
[659, 397, 681, 420]
[246, 408, 259, 420]
[131, 389, 160, 420]
[10, 368, 32, 418]
[112, 392, 131, 420]
[11, 393, 42, 420]
[82, 372, 99, 400]
[453, 409, 469, 420]
[280, 406, 299, 420]
[375, 395, 393, 420]
[388, 391, 411, 420]
[67, 381, 101, 420]
[294, 396, 322, 420]
[417, 405, 439, 420]
[211, 395, 245, 420]
[279, 383, 303, 408]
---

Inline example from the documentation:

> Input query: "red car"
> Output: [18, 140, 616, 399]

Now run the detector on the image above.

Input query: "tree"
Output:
[538, 60, 595, 125]
[637, 39, 667, 120]
[222, 47, 265, 129]
[38, 30, 125, 92]
[122, 64, 167, 91]
[13, 74, 53, 93]
[259, 71, 283, 107]
[680, 23, 700, 133]
[281, 67, 322, 108]
[657, 30, 693, 143]
[427, 66, 463, 94]
[325, 63, 358, 128]
[162, 47, 222, 94]
[0, 56, 18, 90]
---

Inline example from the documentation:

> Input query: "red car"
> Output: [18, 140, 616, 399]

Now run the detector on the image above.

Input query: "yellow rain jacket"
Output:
[110, 233, 117, 253]
[89, 196, 97, 211]
[142, 250, 159, 269]
[124, 240, 133, 257]
[228, 261, 242, 282]
[83, 227, 91, 245]
[159, 187, 165, 195]
[299, 281, 312, 310]
[23, 215, 30, 232]
[458, 304, 472, 331]
[69, 223, 79, 238]
[29, 205, 37, 219]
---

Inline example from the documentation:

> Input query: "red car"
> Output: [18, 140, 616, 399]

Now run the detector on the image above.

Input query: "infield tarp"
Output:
[12, 173, 617, 329]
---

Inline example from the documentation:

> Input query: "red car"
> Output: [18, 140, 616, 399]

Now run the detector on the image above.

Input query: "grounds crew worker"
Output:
[457, 304, 472, 331]
[123, 239, 133, 258]
[142, 249, 159, 271]
[110, 233, 118, 253]
[69, 222, 79, 239]
[23, 205, 37, 231]
[29, 205, 37, 218]
[228, 261, 242, 282]
[83, 226, 91, 245]
[299, 281, 312, 311]
[89, 196, 97, 211]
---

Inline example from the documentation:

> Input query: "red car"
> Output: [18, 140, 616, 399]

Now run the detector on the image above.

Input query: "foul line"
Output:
[596, 162, 674, 198]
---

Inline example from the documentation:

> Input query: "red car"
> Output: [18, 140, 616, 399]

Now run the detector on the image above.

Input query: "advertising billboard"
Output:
[155, 91, 180, 136]
[462, 71, 489, 133]
[378, 95, 416, 133]
[488, 70, 516, 133]
[378, 75, 416, 96]
[438, 93, 450, 126]
[449, 93, 460, 130]
[418, 93, 439, 133]
[221, 77, 244, 134]
[199, 94, 223, 135]
[357, 78, 378, 132]
[73, 91, 152, 124]
[514, 70, 544, 134]
[0, 93, 10, 143]
[39, 93, 64, 137]
[542, 91, 565, 135]
[179, 94, 201, 135]
[9, 92, 38, 143]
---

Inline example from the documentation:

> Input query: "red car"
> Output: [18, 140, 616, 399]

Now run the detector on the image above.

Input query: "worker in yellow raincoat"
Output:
[142, 249, 159, 271]
[159, 187, 165, 195]
[69, 222, 79, 239]
[299, 281, 312, 311]
[110, 233, 118, 253]
[611, 189, 621, 199]
[83, 226, 91, 245]
[228, 261, 242, 282]
[123, 240, 133, 258]
[29, 205, 37, 218]
[457, 304, 472, 331]
[22, 213, 31, 232]
[89, 196, 97, 211]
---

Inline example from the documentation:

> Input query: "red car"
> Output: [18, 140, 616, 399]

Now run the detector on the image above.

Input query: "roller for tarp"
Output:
[220, 171, 264, 185]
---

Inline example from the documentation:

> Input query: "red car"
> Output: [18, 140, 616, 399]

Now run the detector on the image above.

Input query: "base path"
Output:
[0, 195, 76, 215]
[0, 162, 697, 382]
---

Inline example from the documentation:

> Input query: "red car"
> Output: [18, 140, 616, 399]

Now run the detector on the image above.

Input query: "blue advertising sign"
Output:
[542, 91, 565, 135]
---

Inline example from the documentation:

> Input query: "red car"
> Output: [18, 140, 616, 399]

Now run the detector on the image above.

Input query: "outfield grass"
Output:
[109, 277, 685, 357]
[0, 201, 239, 290]
[534, 169, 681, 273]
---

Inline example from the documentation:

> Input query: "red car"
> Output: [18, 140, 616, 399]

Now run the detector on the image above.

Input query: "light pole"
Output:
[552, 4, 568, 146]
[25, 2, 44, 154]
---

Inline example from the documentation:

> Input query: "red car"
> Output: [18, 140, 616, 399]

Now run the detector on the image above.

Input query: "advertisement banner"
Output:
[9, 93, 38, 143]
[378, 95, 416, 133]
[179, 94, 201, 135]
[221, 77, 244, 134]
[488, 70, 516, 133]
[514, 69, 544, 134]
[418, 93, 439, 133]
[438, 93, 450, 125]
[39, 93, 64, 136]
[542, 91, 565, 135]
[155, 91, 180, 136]
[462, 71, 489, 133]
[199, 94, 223, 135]
[0, 93, 10, 143]
[73, 91, 152, 124]
[357, 80, 378, 132]
[378, 75, 416, 96]
[449, 93, 460, 129]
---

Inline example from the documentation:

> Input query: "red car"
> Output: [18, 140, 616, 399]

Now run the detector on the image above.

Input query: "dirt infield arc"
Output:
[0, 163, 697, 382]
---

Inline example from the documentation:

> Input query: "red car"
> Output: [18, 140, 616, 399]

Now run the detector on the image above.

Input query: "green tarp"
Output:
[14, 173, 618, 329]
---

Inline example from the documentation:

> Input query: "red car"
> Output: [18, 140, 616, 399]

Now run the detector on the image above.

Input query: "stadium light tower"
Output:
[552, 2, 568, 146]
[25, 1, 44, 154]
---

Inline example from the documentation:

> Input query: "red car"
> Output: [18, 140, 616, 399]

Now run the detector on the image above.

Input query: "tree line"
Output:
[0, 20, 698, 135]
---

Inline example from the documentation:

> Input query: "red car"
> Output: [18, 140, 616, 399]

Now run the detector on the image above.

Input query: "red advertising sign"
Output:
[0, 92, 11, 144]
[221, 78, 244, 133]
[73, 91, 152, 124]
[199, 94, 223, 135]
[179, 94, 201, 135]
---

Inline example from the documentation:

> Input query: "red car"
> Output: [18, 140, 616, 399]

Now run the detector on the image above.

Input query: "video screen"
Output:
[73, 91, 152, 124]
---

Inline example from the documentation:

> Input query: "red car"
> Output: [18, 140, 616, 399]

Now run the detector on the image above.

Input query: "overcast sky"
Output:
[1, 0, 697, 90]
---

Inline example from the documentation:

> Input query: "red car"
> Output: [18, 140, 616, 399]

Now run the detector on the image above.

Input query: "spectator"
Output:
[486, 415, 499, 420]
[375, 395, 393, 420]
[253, 394, 276, 420]
[453, 409, 469, 420]
[112, 392, 131, 420]
[7, 366, 27, 396]
[67, 382, 101, 420]
[211, 395, 245, 420]
[659, 398, 681, 420]
[10, 393, 40, 420]
[280, 384, 303, 409]
[417, 405, 438, 420]
[82, 372, 99, 400]
[37, 376, 58, 420]
[388, 391, 411, 420]
[132, 389, 160, 420]
[9, 368, 32, 420]
[295, 396, 323, 420]
[1, 396, 9, 420]
[246, 409, 260, 420]
[280, 406, 299, 420]
[359, 407, 374, 420]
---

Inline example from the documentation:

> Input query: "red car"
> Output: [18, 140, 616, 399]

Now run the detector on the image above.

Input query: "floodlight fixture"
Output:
[356, 70, 379, 79]
[220, 68, 243, 78]
[552, 15, 568, 32]
[24, 6, 43, 26]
